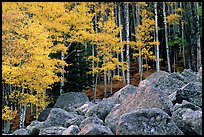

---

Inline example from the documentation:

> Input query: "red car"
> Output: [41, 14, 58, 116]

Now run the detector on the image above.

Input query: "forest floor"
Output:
[9, 61, 156, 131]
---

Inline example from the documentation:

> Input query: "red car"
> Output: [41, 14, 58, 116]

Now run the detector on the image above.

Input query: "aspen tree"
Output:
[163, 2, 171, 73]
[154, 2, 160, 71]
[196, 2, 201, 70]
[125, 2, 130, 85]
[118, 2, 126, 84]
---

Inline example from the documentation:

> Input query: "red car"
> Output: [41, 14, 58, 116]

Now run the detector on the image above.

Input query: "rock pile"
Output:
[11, 69, 202, 135]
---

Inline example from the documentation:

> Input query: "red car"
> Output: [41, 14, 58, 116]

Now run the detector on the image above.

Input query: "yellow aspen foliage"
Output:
[2, 2, 67, 118]
[88, 2, 125, 78]
[131, 3, 158, 69]
[2, 106, 17, 121]
[166, 14, 181, 25]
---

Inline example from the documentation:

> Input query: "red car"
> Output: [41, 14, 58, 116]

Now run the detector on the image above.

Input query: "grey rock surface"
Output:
[37, 108, 52, 122]
[78, 123, 114, 135]
[79, 116, 104, 130]
[39, 126, 66, 135]
[44, 108, 80, 128]
[26, 120, 44, 135]
[62, 125, 80, 135]
[176, 82, 202, 107]
[105, 86, 173, 133]
[12, 128, 29, 135]
[54, 92, 89, 110]
[116, 108, 183, 135]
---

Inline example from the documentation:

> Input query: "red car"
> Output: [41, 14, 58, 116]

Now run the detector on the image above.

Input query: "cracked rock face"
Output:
[171, 100, 202, 135]
[78, 123, 114, 135]
[105, 86, 173, 133]
[116, 108, 183, 135]
[39, 126, 66, 135]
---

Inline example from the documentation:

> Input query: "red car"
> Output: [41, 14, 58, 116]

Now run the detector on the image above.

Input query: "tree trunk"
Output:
[4, 120, 10, 134]
[115, 2, 120, 76]
[163, 2, 171, 73]
[136, 4, 143, 82]
[196, 2, 201, 71]
[180, 2, 186, 68]
[118, 3, 126, 84]
[60, 34, 66, 95]
[125, 2, 130, 85]
[103, 55, 107, 97]
[19, 88, 27, 129]
[154, 2, 160, 71]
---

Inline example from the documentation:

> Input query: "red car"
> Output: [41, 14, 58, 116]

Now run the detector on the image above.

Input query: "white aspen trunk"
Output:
[93, 13, 98, 101]
[19, 88, 27, 129]
[136, 4, 143, 82]
[60, 52, 65, 95]
[92, 44, 95, 99]
[163, 2, 171, 73]
[103, 55, 107, 97]
[118, 3, 126, 84]
[180, 2, 186, 68]
[154, 2, 160, 71]
[196, 2, 201, 71]
[115, 2, 120, 76]
[94, 54, 99, 100]
[145, 59, 148, 71]
[30, 103, 34, 115]
[125, 2, 130, 85]
[4, 120, 10, 134]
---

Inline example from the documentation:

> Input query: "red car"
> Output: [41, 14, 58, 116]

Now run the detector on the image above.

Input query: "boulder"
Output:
[138, 71, 169, 91]
[182, 110, 202, 135]
[44, 108, 80, 128]
[26, 120, 44, 135]
[62, 125, 80, 135]
[37, 108, 52, 122]
[172, 100, 201, 113]
[168, 91, 177, 104]
[54, 92, 89, 110]
[105, 86, 173, 133]
[39, 126, 66, 135]
[171, 100, 202, 135]
[78, 123, 114, 135]
[156, 76, 185, 96]
[85, 98, 117, 121]
[181, 69, 200, 83]
[168, 72, 185, 82]
[12, 128, 29, 135]
[104, 104, 121, 133]
[176, 82, 202, 107]
[108, 84, 138, 103]
[64, 115, 85, 128]
[79, 116, 104, 130]
[75, 102, 95, 115]
[116, 108, 183, 135]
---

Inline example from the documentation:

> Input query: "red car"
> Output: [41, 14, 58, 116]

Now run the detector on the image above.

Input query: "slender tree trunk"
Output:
[196, 2, 201, 71]
[19, 88, 27, 129]
[163, 2, 171, 73]
[115, 2, 120, 76]
[136, 4, 143, 82]
[125, 2, 130, 85]
[180, 2, 186, 68]
[60, 34, 66, 95]
[92, 44, 95, 100]
[154, 2, 160, 71]
[118, 3, 126, 84]
[103, 55, 107, 97]
[4, 120, 10, 134]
